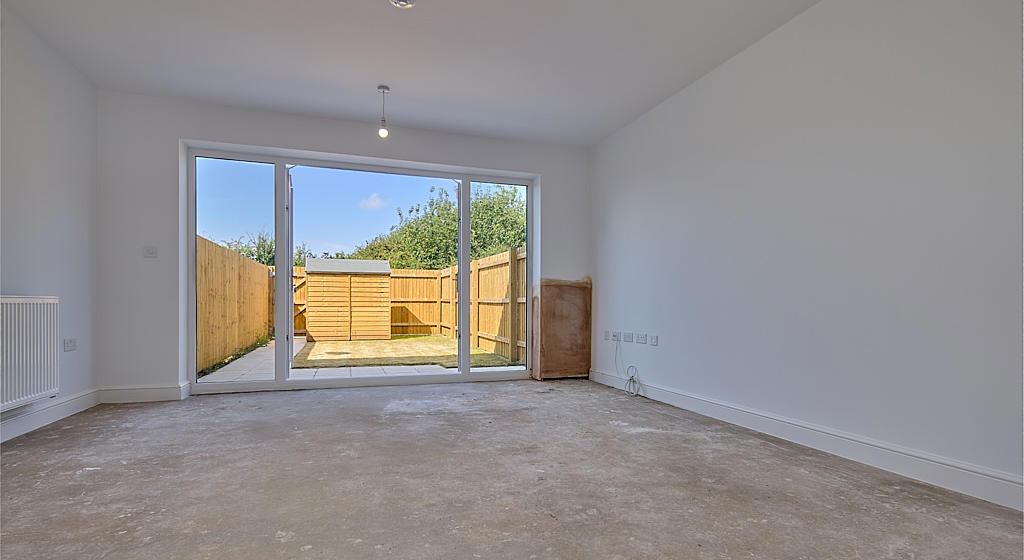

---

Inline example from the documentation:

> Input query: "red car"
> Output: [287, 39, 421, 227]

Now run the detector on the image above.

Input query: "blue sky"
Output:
[196, 157, 457, 256]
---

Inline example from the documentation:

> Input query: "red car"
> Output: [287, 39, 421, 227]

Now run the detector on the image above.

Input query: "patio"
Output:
[198, 337, 302, 382]
[293, 334, 511, 368]
[198, 334, 514, 382]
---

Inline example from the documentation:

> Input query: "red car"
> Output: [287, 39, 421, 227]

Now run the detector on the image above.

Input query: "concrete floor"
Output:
[2, 381, 1020, 559]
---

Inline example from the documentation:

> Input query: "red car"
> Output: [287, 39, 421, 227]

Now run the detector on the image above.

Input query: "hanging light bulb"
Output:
[377, 85, 390, 139]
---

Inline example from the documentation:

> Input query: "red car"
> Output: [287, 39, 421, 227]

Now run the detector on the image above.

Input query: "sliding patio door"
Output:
[287, 165, 464, 378]
[191, 149, 531, 388]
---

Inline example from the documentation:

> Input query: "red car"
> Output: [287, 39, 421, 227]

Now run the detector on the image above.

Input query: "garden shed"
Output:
[305, 258, 391, 341]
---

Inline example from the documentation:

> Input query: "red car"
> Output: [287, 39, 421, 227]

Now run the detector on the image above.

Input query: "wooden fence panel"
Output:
[293, 266, 307, 335]
[196, 242, 530, 367]
[515, 247, 527, 363]
[438, 267, 457, 339]
[470, 260, 480, 347]
[387, 247, 526, 364]
[474, 251, 512, 359]
[289, 247, 526, 362]
[390, 269, 442, 335]
[196, 236, 273, 372]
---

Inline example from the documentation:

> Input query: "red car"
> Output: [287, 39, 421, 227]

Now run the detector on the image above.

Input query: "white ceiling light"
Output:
[377, 85, 390, 139]
[389, 0, 415, 8]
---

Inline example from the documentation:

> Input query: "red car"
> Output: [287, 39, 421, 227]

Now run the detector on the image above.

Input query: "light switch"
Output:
[604, 330, 610, 341]
[650, 335, 658, 347]
[143, 246, 158, 258]
[63, 338, 77, 352]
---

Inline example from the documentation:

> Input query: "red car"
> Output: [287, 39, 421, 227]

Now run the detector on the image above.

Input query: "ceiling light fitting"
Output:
[377, 85, 390, 139]
[390, 0, 415, 8]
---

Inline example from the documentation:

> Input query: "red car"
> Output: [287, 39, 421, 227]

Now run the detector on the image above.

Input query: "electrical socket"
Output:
[611, 331, 621, 341]
[636, 333, 647, 344]
[63, 338, 77, 352]
[650, 335, 658, 346]
[623, 332, 633, 343]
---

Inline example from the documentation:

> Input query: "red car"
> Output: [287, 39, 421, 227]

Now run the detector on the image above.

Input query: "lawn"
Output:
[292, 334, 513, 368]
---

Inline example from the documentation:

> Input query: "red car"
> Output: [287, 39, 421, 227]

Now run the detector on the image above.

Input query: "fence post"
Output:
[268, 266, 275, 337]
[348, 274, 353, 341]
[435, 269, 443, 335]
[471, 260, 480, 347]
[507, 247, 519, 363]
[450, 267, 457, 341]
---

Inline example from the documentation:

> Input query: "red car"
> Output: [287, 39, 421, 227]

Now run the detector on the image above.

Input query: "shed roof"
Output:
[305, 258, 391, 275]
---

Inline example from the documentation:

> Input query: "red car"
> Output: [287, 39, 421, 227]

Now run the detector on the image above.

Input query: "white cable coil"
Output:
[624, 365, 641, 396]
[614, 338, 642, 397]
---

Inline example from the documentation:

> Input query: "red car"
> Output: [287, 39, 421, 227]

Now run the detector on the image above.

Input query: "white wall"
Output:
[1, 8, 100, 437]
[94, 90, 590, 392]
[590, 0, 1022, 509]
[6, 0, 1019, 511]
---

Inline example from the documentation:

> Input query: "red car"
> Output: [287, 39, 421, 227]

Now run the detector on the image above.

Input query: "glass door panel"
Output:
[195, 157, 277, 383]
[468, 182, 528, 370]
[287, 166, 461, 378]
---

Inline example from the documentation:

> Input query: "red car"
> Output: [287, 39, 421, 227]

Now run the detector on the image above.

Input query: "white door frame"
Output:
[186, 143, 534, 395]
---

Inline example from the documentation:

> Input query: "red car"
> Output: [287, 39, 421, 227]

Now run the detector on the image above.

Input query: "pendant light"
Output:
[377, 85, 390, 139]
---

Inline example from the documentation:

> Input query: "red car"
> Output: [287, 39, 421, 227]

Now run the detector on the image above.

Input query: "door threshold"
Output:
[189, 369, 531, 395]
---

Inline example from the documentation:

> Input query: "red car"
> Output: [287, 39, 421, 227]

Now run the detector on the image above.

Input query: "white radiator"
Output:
[1, 296, 60, 412]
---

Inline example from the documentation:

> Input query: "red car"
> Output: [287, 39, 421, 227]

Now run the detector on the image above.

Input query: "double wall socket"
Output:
[608, 330, 658, 347]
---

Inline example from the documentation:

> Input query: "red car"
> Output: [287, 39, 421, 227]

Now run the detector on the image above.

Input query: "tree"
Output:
[349, 186, 458, 269]
[224, 231, 275, 266]
[223, 232, 316, 267]
[294, 243, 316, 266]
[347, 184, 525, 269]
[468, 185, 527, 260]
[223, 184, 526, 270]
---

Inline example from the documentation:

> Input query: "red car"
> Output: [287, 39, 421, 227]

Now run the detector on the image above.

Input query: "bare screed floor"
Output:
[2, 381, 1020, 559]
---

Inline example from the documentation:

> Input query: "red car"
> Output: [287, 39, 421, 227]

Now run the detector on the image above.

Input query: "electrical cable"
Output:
[614, 337, 642, 397]
[624, 365, 641, 397]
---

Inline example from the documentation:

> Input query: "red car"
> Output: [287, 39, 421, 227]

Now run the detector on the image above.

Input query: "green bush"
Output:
[222, 184, 526, 270]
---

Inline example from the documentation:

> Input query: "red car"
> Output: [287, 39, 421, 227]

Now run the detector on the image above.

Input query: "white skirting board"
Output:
[590, 369, 1023, 511]
[0, 389, 100, 442]
[96, 383, 191, 403]
[0, 383, 190, 443]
